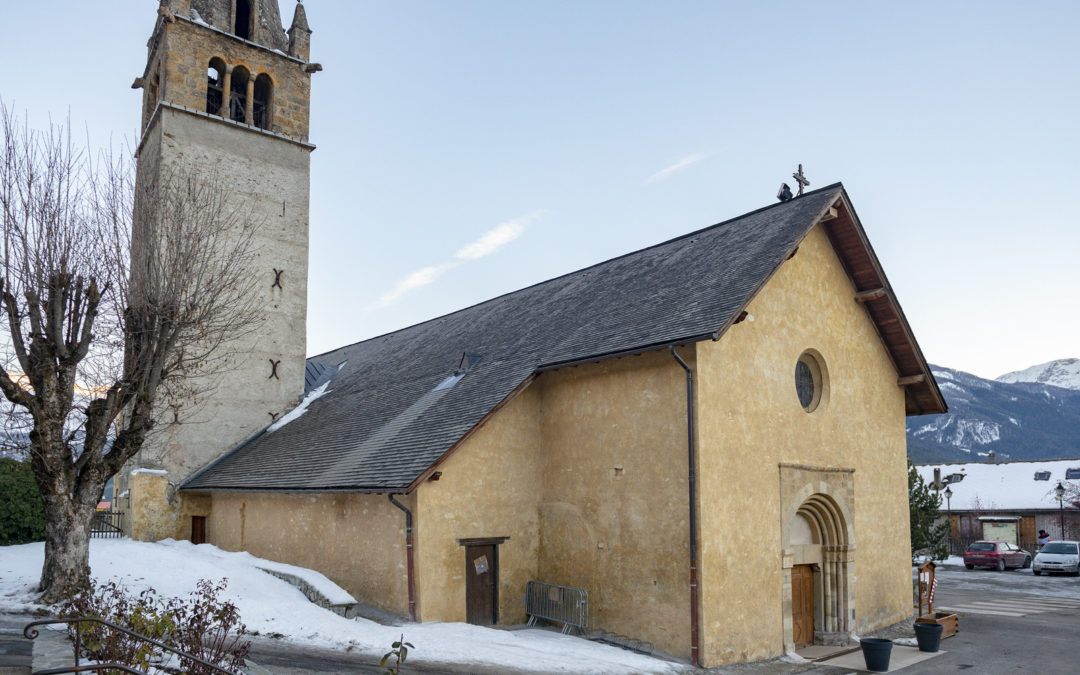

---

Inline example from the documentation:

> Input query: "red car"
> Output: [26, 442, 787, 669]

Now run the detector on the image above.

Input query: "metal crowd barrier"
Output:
[525, 580, 588, 634]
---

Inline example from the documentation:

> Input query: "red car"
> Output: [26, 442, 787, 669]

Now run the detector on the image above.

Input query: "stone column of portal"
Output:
[245, 77, 255, 125]
[221, 66, 232, 116]
[822, 552, 834, 631]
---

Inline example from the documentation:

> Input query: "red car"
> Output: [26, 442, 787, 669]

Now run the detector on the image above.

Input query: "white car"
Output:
[1032, 540, 1080, 576]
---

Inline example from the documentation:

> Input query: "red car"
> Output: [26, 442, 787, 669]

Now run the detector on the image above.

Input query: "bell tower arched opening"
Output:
[229, 66, 250, 123]
[206, 58, 225, 116]
[253, 73, 273, 130]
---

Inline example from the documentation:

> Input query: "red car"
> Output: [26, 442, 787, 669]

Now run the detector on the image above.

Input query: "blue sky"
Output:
[3, 1, 1078, 379]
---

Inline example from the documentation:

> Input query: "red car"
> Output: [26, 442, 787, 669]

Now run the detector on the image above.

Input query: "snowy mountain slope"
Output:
[996, 358, 1080, 391]
[906, 364, 1080, 463]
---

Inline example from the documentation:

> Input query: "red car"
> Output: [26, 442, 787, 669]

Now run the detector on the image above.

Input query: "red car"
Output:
[964, 540, 1032, 571]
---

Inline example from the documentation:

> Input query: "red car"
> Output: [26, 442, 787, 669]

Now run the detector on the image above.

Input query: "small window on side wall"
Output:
[206, 58, 225, 115]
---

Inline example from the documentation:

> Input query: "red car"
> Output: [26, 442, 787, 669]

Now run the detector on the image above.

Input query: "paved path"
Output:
[0, 615, 31, 673]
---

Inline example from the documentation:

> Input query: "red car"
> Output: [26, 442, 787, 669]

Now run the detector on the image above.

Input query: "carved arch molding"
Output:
[779, 463, 855, 650]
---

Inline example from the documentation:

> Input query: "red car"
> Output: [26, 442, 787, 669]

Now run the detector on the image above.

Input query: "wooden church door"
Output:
[791, 564, 815, 648]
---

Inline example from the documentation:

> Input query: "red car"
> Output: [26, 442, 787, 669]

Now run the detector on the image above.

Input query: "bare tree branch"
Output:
[0, 101, 262, 601]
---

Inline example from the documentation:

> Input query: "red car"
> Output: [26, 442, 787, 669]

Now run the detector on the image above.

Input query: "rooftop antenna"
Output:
[792, 164, 810, 196]
[776, 183, 793, 202]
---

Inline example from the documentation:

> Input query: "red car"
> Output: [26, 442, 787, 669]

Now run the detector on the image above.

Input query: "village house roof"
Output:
[916, 459, 1080, 511]
[182, 183, 946, 494]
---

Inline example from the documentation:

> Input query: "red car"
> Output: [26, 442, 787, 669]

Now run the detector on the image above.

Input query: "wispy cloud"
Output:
[370, 211, 540, 309]
[644, 153, 706, 184]
[454, 212, 539, 261]
[370, 264, 454, 309]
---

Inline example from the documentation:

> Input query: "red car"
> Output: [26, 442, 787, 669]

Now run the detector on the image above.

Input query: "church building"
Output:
[118, 1, 947, 667]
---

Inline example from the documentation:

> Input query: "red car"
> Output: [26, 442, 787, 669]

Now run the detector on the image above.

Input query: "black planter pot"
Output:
[859, 637, 893, 672]
[913, 621, 944, 652]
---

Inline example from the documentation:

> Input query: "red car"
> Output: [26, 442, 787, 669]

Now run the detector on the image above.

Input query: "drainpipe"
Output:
[388, 494, 417, 621]
[670, 346, 700, 666]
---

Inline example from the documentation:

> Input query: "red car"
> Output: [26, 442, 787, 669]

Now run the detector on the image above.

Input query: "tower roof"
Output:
[188, 0, 288, 50]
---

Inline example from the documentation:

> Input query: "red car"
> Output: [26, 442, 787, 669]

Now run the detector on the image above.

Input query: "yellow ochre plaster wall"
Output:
[537, 349, 693, 658]
[412, 350, 693, 656]
[694, 224, 910, 665]
[206, 491, 411, 616]
[414, 384, 544, 624]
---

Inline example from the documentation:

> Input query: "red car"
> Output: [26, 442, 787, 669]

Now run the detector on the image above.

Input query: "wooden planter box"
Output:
[916, 611, 958, 638]
[915, 561, 957, 638]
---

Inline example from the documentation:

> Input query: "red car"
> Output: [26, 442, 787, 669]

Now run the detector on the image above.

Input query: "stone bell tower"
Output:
[121, 0, 319, 541]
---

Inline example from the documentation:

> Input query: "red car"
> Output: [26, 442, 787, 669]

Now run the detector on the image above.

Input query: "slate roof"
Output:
[182, 183, 945, 494]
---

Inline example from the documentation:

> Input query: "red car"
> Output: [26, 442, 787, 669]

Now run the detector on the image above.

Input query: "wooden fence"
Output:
[90, 510, 124, 538]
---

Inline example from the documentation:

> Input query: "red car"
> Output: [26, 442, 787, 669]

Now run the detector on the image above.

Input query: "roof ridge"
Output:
[310, 182, 845, 360]
[915, 457, 1080, 466]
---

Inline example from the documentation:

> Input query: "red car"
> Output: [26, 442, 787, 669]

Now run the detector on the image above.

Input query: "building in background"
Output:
[917, 459, 1080, 553]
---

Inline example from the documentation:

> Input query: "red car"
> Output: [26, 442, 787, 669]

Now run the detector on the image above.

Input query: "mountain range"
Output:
[907, 358, 1080, 463]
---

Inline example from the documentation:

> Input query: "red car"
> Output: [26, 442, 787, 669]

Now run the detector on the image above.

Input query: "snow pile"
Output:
[251, 558, 356, 606]
[915, 459, 1080, 510]
[997, 358, 1080, 391]
[0, 540, 684, 674]
[266, 382, 330, 433]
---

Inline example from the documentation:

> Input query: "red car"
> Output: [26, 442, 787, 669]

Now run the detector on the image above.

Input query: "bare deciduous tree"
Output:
[0, 103, 260, 602]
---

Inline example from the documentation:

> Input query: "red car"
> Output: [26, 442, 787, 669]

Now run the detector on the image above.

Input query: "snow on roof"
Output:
[916, 459, 1080, 511]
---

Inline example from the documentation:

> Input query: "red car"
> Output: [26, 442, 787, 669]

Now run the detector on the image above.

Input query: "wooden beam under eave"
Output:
[819, 206, 839, 222]
[855, 288, 886, 303]
[898, 374, 926, 386]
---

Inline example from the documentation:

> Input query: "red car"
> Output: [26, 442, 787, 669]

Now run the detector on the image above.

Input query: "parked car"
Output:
[1032, 540, 1080, 576]
[964, 540, 1032, 571]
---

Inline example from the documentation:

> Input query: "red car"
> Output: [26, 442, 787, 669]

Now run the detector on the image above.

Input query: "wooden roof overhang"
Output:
[818, 191, 947, 416]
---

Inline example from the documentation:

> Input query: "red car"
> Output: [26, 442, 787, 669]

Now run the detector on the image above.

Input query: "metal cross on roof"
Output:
[792, 164, 810, 196]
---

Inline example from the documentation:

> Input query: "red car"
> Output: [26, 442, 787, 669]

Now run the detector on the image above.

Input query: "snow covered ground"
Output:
[0, 539, 685, 674]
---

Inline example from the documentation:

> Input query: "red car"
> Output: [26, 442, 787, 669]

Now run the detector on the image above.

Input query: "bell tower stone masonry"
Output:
[121, 0, 318, 540]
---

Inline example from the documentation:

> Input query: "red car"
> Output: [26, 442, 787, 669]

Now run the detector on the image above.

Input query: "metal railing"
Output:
[90, 511, 124, 539]
[525, 580, 588, 634]
[23, 617, 237, 675]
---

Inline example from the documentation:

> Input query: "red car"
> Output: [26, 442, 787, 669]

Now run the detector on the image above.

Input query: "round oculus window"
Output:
[795, 352, 825, 412]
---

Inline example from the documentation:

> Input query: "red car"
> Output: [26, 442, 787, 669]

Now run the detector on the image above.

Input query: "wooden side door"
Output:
[791, 564, 814, 648]
[1020, 516, 1036, 548]
[465, 544, 497, 625]
[190, 516, 206, 545]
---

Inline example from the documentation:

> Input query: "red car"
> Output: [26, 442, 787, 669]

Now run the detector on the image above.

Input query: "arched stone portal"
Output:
[779, 464, 856, 651]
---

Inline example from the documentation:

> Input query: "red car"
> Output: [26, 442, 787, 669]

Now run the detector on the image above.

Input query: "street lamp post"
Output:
[943, 485, 953, 555]
[1056, 482, 1066, 539]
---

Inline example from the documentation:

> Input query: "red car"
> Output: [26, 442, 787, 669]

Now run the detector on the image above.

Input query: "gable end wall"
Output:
[695, 223, 910, 665]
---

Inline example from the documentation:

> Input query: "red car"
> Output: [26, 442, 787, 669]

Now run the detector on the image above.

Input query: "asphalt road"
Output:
[900, 589, 1080, 673]
[0, 613, 32, 672]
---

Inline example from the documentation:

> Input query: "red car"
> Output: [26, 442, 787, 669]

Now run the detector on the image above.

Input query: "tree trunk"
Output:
[38, 494, 97, 603]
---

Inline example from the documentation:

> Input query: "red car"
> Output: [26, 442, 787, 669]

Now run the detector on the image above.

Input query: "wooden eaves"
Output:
[820, 192, 947, 416]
